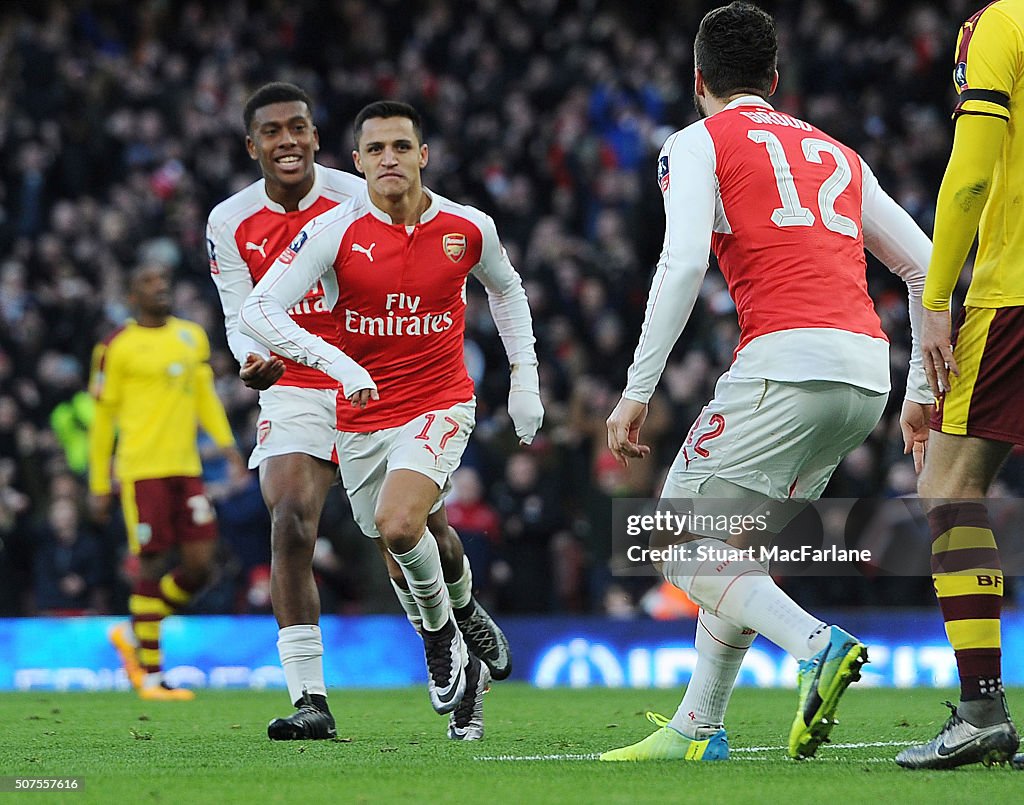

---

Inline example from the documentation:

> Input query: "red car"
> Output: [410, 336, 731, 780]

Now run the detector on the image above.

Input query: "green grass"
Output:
[0, 686, 1020, 803]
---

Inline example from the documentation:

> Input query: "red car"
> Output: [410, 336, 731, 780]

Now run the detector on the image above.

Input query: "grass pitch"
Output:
[0, 686, 1020, 803]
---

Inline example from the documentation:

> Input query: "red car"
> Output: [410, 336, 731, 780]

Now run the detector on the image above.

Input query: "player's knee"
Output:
[917, 464, 959, 501]
[661, 537, 767, 614]
[270, 499, 317, 551]
[375, 509, 424, 551]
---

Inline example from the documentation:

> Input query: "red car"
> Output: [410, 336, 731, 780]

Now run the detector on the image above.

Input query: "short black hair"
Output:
[243, 82, 313, 134]
[128, 262, 169, 290]
[694, 2, 777, 99]
[353, 101, 423, 147]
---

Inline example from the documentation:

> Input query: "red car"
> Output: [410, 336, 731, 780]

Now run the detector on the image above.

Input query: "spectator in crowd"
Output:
[32, 497, 105, 614]
[0, 0, 1020, 617]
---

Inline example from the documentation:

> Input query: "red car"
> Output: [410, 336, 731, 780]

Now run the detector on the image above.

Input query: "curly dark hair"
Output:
[243, 82, 314, 134]
[694, 2, 777, 99]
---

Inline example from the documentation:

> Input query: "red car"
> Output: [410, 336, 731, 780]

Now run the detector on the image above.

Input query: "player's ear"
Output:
[246, 135, 258, 161]
[312, 126, 320, 153]
[352, 150, 364, 175]
[768, 70, 779, 97]
[694, 69, 706, 99]
[419, 143, 428, 170]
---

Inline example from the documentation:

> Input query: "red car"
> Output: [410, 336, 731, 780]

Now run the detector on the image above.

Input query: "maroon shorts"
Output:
[120, 476, 218, 555]
[931, 306, 1024, 445]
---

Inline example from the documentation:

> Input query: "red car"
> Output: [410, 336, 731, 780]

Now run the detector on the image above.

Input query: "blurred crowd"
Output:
[1, 0, 1021, 620]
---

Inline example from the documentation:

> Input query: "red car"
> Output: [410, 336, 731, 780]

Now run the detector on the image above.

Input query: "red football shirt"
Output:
[239, 188, 536, 431]
[207, 165, 364, 388]
[703, 104, 885, 355]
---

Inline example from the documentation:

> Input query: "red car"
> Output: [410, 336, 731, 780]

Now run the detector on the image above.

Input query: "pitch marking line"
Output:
[474, 740, 910, 762]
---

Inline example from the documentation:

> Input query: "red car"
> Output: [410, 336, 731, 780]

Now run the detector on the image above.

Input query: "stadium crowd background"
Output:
[1, 0, 1021, 620]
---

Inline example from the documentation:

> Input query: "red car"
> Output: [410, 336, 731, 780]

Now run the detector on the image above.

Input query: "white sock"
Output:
[721, 575, 829, 660]
[277, 624, 326, 705]
[669, 609, 756, 738]
[446, 555, 473, 610]
[390, 532, 452, 632]
[663, 537, 829, 661]
[390, 577, 423, 632]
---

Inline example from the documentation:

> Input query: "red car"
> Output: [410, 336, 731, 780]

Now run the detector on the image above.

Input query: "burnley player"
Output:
[602, 2, 934, 761]
[896, 0, 1024, 771]
[208, 84, 510, 741]
[89, 264, 246, 701]
[240, 101, 542, 740]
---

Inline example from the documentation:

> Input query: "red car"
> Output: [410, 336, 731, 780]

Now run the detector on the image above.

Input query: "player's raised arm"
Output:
[469, 213, 543, 444]
[239, 212, 376, 401]
[622, 128, 716, 405]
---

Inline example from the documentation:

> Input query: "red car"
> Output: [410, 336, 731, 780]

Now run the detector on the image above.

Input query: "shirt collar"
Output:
[363, 185, 440, 225]
[260, 164, 325, 213]
[723, 95, 774, 111]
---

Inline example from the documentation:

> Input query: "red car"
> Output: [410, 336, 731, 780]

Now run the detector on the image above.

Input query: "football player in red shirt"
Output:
[209, 85, 511, 741]
[241, 100, 542, 740]
[603, 2, 933, 762]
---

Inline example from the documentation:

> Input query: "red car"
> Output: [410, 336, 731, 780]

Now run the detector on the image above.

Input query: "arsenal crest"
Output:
[257, 419, 272, 445]
[443, 233, 467, 263]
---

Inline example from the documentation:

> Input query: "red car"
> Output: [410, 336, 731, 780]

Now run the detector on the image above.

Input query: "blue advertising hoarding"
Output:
[2, 612, 1022, 691]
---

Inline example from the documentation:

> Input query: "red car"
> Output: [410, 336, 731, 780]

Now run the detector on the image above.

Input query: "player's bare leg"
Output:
[382, 508, 511, 681]
[897, 432, 1018, 769]
[261, 452, 338, 740]
[375, 470, 478, 715]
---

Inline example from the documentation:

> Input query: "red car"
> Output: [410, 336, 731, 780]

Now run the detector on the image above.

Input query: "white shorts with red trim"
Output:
[663, 373, 887, 508]
[336, 398, 476, 538]
[247, 385, 338, 469]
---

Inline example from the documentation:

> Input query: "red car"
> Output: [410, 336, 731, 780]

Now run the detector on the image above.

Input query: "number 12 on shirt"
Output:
[748, 130, 859, 239]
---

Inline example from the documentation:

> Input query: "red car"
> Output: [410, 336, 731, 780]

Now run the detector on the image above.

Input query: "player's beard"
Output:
[693, 90, 708, 119]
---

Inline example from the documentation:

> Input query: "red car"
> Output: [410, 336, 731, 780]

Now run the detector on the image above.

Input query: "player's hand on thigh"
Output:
[899, 399, 933, 474]
[606, 396, 651, 468]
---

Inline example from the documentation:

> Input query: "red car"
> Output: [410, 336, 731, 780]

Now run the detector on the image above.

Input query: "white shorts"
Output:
[336, 399, 476, 538]
[663, 374, 887, 507]
[247, 385, 338, 469]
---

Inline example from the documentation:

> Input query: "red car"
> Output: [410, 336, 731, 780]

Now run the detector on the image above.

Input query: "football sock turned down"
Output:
[670, 609, 756, 738]
[662, 537, 829, 661]
[390, 532, 452, 632]
[278, 624, 327, 706]
[929, 502, 1003, 703]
